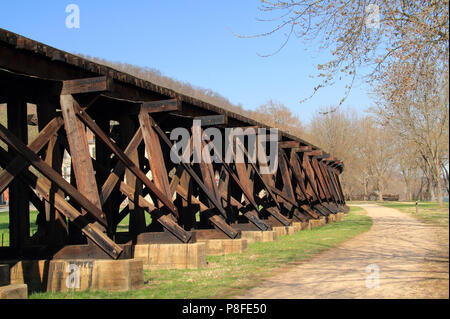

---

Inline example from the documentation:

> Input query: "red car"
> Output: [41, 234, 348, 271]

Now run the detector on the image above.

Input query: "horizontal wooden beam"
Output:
[60, 76, 113, 95]
[292, 145, 312, 152]
[278, 141, 300, 148]
[305, 150, 324, 156]
[194, 114, 227, 126]
[141, 99, 180, 113]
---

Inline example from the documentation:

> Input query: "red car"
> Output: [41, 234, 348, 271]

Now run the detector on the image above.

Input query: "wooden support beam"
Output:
[194, 115, 227, 126]
[0, 147, 122, 259]
[60, 95, 103, 214]
[36, 96, 67, 244]
[73, 103, 178, 215]
[119, 181, 191, 242]
[150, 120, 229, 218]
[0, 116, 64, 194]
[59, 76, 113, 95]
[241, 138, 282, 210]
[305, 150, 324, 156]
[278, 141, 300, 149]
[278, 149, 297, 204]
[138, 112, 174, 214]
[117, 116, 146, 236]
[0, 122, 109, 227]
[203, 136, 270, 230]
[141, 99, 180, 113]
[292, 146, 312, 152]
[99, 128, 143, 205]
[6, 98, 30, 250]
[301, 152, 322, 203]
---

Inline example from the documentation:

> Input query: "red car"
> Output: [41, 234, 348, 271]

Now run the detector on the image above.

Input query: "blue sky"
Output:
[0, 0, 373, 124]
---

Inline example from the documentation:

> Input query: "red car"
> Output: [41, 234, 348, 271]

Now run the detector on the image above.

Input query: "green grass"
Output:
[0, 209, 141, 245]
[30, 206, 372, 299]
[380, 201, 449, 226]
[0, 210, 39, 246]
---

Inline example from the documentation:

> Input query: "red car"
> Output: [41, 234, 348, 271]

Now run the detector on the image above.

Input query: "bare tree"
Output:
[253, 99, 305, 136]
[373, 59, 449, 205]
[236, 1, 448, 105]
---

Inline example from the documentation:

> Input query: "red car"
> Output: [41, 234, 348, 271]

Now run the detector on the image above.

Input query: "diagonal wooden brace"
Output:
[73, 102, 178, 215]
[0, 122, 108, 226]
[0, 116, 64, 194]
[0, 147, 122, 259]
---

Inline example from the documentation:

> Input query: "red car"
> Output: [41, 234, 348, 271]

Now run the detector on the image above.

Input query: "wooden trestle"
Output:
[0, 28, 348, 260]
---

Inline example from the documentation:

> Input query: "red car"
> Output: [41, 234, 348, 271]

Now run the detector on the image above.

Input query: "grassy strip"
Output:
[30, 206, 372, 299]
[379, 201, 449, 226]
[0, 210, 39, 246]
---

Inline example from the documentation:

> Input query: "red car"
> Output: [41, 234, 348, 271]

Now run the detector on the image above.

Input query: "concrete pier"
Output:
[134, 243, 207, 270]
[240, 231, 277, 244]
[196, 239, 247, 256]
[4, 259, 143, 293]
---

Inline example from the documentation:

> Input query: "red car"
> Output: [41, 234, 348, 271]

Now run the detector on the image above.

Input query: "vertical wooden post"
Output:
[119, 116, 146, 236]
[36, 96, 67, 245]
[7, 97, 30, 250]
[176, 170, 197, 230]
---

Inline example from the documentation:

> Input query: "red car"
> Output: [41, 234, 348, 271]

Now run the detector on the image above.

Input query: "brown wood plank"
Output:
[60, 76, 113, 95]
[60, 94, 102, 211]
[118, 116, 146, 236]
[6, 98, 30, 250]
[36, 96, 67, 244]
[0, 121, 109, 226]
[119, 181, 191, 242]
[0, 116, 64, 193]
[151, 120, 228, 217]
[194, 115, 227, 126]
[73, 103, 178, 215]
[278, 141, 300, 148]
[0, 147, 121, 258]
[99, 128, 143, 205]
[278, 149, 296, 203]
[141, 99, 180, 113]
[139, 112, 173, 209]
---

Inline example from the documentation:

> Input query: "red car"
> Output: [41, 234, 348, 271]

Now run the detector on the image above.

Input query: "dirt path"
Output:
[242, 204, 449, 299]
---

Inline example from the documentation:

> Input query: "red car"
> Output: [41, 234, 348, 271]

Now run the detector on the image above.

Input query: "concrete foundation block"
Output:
[0, 284, 28, 299]
[292, 222, 302, 232]
[336, 212, 345, 222]
[286, 226, 296, 235]
[46, 259, 143, 293]
[309, 217, 327, 228]
[327, 214, 336, 224]
[272, 226, 287, 237]
[6, 259, 143, 293]
[0, 264, 9, 287]
[135, 243, 207, 270]
[197, 239, 247, 256]
[8, 260, 49, 292]
[319, 217, 327, 226]
[240, 230, 277, 244]
[302, 221, 311, 230]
